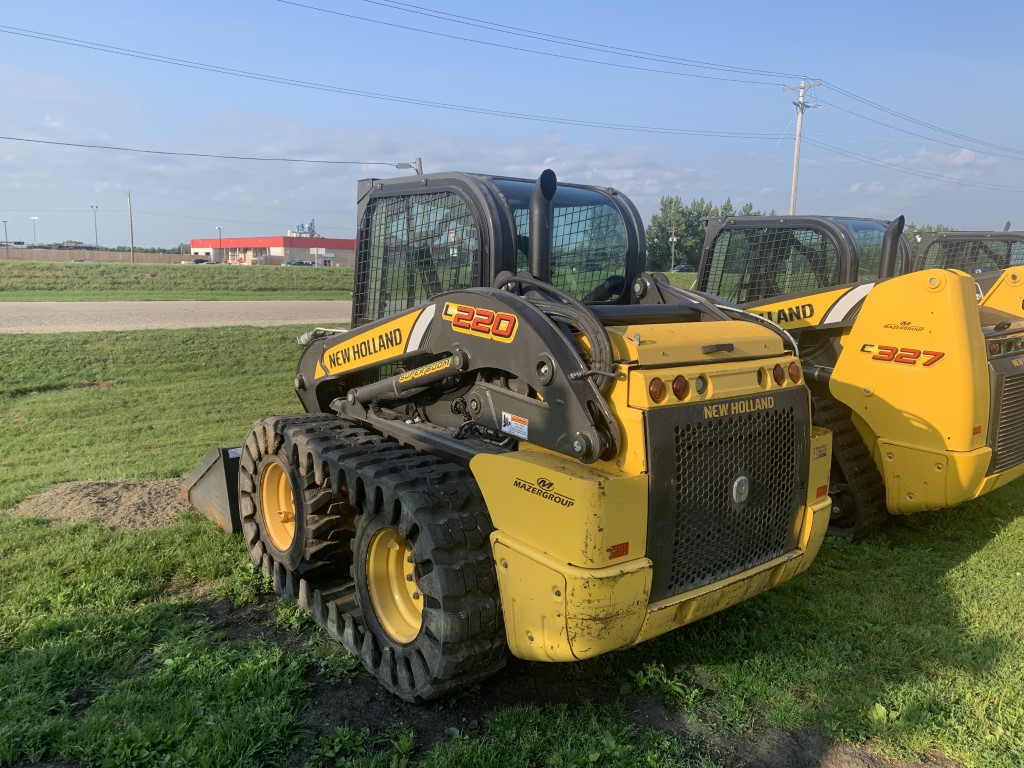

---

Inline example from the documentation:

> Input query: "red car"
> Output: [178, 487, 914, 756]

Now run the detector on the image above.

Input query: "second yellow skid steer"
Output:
[697, 214, 1024, 536]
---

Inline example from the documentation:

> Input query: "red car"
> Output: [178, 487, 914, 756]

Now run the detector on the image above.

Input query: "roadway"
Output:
[0, 300, 353, 334]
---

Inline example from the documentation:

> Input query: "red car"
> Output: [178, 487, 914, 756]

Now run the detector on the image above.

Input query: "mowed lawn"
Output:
[0, 260, 354, 301]
[0, 328, 1022, 767]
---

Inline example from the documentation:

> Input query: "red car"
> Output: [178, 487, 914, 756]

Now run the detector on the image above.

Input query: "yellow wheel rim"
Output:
[367, 528, 422, 644]
[259, 462, 296, 552]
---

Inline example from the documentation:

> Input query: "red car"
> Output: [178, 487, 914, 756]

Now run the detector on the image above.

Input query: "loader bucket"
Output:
[180, 446, 242, 533]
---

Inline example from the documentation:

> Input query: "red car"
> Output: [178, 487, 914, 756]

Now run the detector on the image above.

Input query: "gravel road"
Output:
[0, 300, 353, 333]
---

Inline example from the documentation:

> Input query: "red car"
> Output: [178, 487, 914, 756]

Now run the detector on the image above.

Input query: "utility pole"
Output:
[669, 225, 677, 271]
[127, 190, 135, 264]
[91, 205, 99, 248]
[1, 220, 8, 259]
[414, 157, 423, 175]
[782, 79, 820, 215]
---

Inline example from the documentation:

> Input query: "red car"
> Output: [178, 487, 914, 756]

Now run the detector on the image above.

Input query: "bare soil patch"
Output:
[8, 478, 187, 530]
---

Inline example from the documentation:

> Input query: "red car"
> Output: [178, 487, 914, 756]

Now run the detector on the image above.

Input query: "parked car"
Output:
[181, 258, 211, 264]
[282, 260, 316, 266]
[671, 263, 695, 272]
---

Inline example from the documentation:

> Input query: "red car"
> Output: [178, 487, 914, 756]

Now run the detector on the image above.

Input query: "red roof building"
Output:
[189, 236, 356, 266]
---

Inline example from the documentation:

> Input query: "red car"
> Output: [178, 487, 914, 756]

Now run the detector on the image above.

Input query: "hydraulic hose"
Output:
[493, 272, 616, 394]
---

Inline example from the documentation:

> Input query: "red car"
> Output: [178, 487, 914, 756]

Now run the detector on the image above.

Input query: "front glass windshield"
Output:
[492, 179, 628, 302]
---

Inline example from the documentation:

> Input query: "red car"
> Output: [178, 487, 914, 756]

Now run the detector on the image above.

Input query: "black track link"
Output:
[239, 414, 507, 702]
[813, 397, 889, 538]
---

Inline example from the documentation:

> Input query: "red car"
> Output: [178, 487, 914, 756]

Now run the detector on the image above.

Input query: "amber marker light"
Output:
[649, 377, 667, 403]
[773, 363, 785, 385]
[989, 341, 1001, 356]
[788, 362, 802, 383]
[672, 375, 689, 400]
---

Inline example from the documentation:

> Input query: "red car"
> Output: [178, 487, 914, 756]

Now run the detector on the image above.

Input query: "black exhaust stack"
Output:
[879, 214, 905, 279]
[529, 169, 557, 283]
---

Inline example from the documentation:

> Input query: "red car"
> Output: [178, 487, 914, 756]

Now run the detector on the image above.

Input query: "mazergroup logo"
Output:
[513, 477, 574, 507]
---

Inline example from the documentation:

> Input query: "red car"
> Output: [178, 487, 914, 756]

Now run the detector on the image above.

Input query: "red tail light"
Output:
[649, 377, 667, 403]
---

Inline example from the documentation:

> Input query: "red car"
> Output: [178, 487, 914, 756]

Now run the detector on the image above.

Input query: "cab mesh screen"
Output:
[356, 191, 480, 324]
[704, 227, 839, 303]
[921, 240, 1024, 272]
[513, 204, 628, 302]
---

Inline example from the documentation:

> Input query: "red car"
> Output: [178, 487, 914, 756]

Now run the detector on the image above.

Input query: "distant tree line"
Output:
[109, 243, 193, 254]
[646, 196, 956, 270]
[21, 241, 193, 254]
[903, 223, 954, 253]
[646, 197, 773, 272]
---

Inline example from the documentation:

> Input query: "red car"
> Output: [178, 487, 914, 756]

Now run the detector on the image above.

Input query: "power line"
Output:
[352, 0, 803, 79]
[819, 81, 1024, 157]
[817, 98, 1024, 161]
[0, 134, 410, 166]
[802, 136, 1024, 193]
[275, 0, 791, 85]
[324, 0, 1023, 159]
[5, 23, 1018, 194]
[0, 26, 791, 139]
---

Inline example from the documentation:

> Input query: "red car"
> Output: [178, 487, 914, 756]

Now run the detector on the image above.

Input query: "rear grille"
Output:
[990, 371, 1024, 473]
[646, 387, 809, 602]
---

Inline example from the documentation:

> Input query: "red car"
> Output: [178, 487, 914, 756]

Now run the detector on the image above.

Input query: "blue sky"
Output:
[1, 0, 1022, 247]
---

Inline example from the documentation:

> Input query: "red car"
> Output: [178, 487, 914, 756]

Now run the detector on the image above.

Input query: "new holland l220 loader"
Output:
[697, 214, 1024, 538]
[184, 170, 833, 702]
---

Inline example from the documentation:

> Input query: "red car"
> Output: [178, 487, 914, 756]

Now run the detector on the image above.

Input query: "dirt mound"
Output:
[9, 479, 188, 531]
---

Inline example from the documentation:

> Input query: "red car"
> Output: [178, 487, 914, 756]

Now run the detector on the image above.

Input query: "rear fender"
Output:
[830, 270, 988, 455]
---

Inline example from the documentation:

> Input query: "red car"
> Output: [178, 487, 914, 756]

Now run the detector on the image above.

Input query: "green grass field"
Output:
[1, 328, 1022, 767]
[0, 261, 354, 301]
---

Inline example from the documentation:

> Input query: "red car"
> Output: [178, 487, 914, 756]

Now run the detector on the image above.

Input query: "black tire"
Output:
[813, 397, 889, 538]
[350, 449, 507, 702]
[238, 414, 358, 576]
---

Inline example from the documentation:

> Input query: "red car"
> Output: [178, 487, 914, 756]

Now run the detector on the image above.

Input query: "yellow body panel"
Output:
[831, 270, 988, 453]
[317, 309, 424, 377]
[609, 320, 785, 362]
[470, 451, 649, 568]
[746, 287, 853, 330]
[978, 269, 1024, 316]
[826, 270, 1006, 514]
[474, 383, 834, 661]
[878, 441, 1024, 514]
[491, 536, 652, 661]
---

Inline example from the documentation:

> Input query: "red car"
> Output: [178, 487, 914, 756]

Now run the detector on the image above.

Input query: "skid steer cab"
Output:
[698, 214, 1024, 538]
[914, 228, 1024, 316]
[184, 170, 832, 702]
